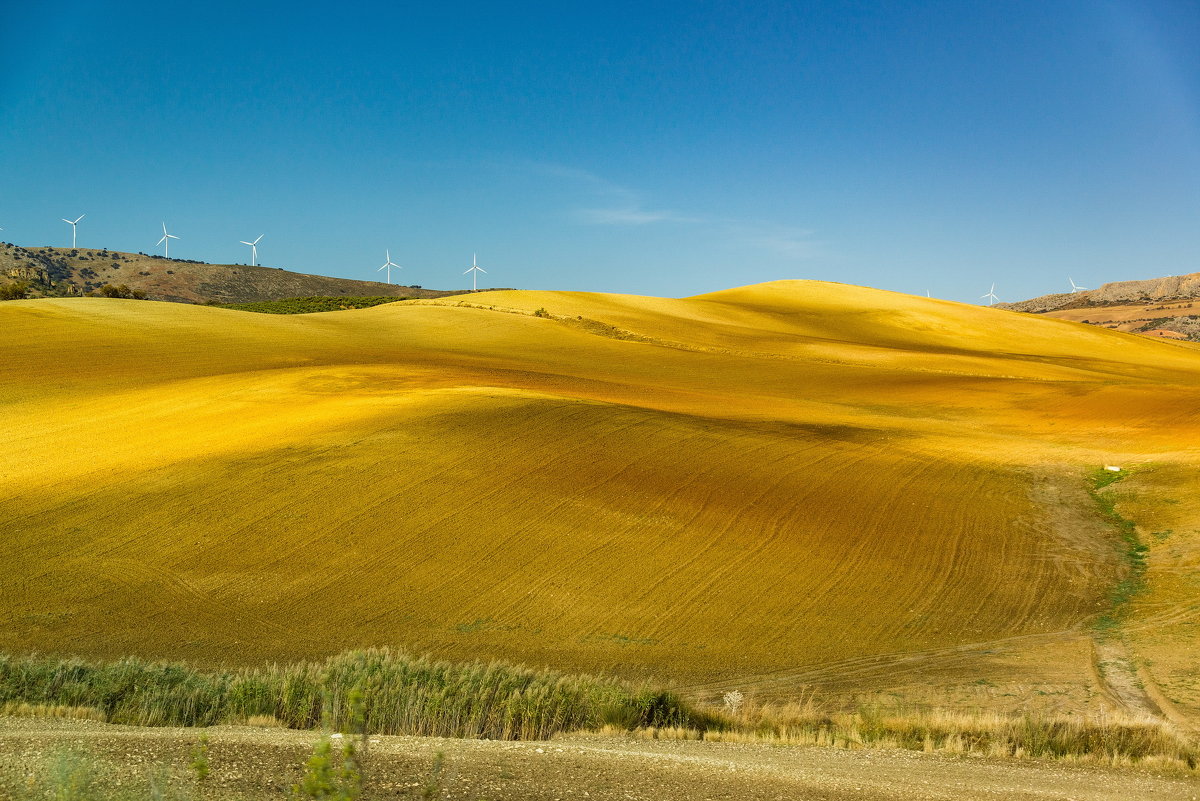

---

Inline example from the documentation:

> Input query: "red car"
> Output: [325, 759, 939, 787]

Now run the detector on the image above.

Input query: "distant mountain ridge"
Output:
[0, 242, 473, 305]
[997, 272, 1200, 342]
[997, 272, 1200, 313]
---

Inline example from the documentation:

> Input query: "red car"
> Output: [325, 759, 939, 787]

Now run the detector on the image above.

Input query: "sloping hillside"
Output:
[0, 242, 467, 304]
[3, 282, 1199, 721]
[998, 272, 1200, 341]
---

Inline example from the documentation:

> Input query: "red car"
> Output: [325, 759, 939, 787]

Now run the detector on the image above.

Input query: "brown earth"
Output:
[2, 718, 1197, 801]
[1024, 301, 1200, 341]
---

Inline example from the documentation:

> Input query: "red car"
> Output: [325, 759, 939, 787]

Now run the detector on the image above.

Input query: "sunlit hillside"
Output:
[4, 281, 1199, 722]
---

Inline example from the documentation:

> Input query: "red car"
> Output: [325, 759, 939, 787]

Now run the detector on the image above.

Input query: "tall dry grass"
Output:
[633, 698, 1198, 771]
[0, 648, 690, 740]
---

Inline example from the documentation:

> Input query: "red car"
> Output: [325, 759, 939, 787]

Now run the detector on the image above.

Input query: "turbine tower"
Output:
[981, 282, 999, 306]
[1069, 276, 1088, 293]
[377, 250, 401, 284]
[239, 234, 263, 266]
[157, 222, 179, 258]
[464, 252, 487, 291]
[62, 214, 85, 248]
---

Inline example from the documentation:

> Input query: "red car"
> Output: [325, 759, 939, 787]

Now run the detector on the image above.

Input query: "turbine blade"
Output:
[253, 235, 263, 244]
[240, 241, 252, 246]
[464, 267, 473, 274]
[157, 236, 166, 245]
[62, 219, 72, 224]
[477, 267, 487, 273]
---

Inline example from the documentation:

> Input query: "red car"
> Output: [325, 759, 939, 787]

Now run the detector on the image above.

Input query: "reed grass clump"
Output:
[0, 648, 690, 740]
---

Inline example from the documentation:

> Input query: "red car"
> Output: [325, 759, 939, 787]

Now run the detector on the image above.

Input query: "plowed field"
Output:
[4, 281, 1200, 718]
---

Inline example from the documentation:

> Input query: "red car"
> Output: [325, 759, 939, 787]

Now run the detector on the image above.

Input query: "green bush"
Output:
[0, 281, 30, 300]
[92, 284, 146, 300]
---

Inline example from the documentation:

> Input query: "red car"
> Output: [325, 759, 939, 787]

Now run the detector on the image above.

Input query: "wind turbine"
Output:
[1069, 276, 1087, 293]
[981, 283, 999, 306]
[464, 252, 486, 291]
[239, 234, 263, 266]
[377, 250, 401, 284]
[157, 222, 179, 258]
[62, 214, 85, 248]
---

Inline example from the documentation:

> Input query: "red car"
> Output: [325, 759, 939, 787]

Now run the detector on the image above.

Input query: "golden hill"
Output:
[3, 281, 1199, 721]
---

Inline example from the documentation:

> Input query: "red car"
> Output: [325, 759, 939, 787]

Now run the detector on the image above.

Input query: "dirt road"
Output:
[1, 718, 1196, 800]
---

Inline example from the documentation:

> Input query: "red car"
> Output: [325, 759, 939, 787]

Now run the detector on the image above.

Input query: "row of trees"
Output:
[0, 282, 147, 301]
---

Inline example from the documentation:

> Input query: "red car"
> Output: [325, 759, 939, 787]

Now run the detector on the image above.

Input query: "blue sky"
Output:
[1, 1, 1198, 302]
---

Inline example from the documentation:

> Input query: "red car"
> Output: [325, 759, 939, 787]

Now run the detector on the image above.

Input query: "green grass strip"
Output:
[220, 296, 409, 314]
[1087, 468, 1149, 632]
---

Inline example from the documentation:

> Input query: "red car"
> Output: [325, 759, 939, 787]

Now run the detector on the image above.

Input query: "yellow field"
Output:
[3, 281, 1199, 720]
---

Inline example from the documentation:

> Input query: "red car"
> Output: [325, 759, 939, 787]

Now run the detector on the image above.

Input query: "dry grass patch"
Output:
[0, 702, 105, 722]
[629, 701, 1199, 772]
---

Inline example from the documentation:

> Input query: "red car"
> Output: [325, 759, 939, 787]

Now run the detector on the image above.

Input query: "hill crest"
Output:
[996, 272, 1200, 341]
[998, 272, 1200, 313]
[0, 242, 470, 305]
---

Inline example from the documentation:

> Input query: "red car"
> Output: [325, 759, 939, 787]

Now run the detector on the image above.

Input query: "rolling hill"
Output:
[0, 242, 469, 304]
[3, 282, 1199, 726]
[998, 272, 1200, 341]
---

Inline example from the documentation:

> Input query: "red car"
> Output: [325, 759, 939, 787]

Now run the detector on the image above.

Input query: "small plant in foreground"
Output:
[189, 733, 210, 783]
[44, 748, 96, 801]
[421, 752, 445, 801]
[293, 735, 362, 801]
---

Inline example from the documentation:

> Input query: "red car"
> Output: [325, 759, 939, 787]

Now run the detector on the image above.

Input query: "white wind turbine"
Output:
[981, 282, 1000, 306]
[239, 234, 263, 266]
[157, 222, 179, 258]
[377, 250, 401, 284]
[62, 214, 85, 248]
[1069, 276, 1088, 293]
[464, 252, 486, 291]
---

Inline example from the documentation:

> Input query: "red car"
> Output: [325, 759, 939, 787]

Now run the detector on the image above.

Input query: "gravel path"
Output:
[1, 718, 1197, 801]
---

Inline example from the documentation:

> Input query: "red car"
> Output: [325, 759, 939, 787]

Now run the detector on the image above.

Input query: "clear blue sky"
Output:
[2, 1, 1197, 302]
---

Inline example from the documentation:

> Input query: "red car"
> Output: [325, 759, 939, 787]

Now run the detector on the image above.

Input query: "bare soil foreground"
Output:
[2, 718, 1198, 801]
